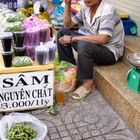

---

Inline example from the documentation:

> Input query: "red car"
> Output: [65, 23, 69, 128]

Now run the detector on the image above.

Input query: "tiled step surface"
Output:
[1, 90, 139, 140]
[94, 61, 140, 138]
[122, 36, 140, 67]
[69, 35, 140, 138]
[51, 29, 140, 138]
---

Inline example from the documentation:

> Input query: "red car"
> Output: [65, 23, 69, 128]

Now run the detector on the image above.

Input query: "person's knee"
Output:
[78, 41, 90, 55]
[57, 28, 69, 38]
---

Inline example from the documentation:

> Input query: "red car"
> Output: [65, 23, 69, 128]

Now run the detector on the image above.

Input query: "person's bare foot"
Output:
[82, 80, 96, 90]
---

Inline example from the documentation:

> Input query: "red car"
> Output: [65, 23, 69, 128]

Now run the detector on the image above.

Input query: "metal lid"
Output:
[127, 52, 140, 66]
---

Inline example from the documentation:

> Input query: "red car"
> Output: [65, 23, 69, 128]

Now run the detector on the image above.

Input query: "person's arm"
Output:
[64, 0, 77, 28]
[59, 34, 110, 46]
[69, 12, 118, 45]
[71, 34, 110, 44]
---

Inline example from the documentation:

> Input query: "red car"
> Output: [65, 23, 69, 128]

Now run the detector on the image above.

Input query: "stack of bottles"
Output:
[0, 32, 13, 67]
[13, 31, 25, 56]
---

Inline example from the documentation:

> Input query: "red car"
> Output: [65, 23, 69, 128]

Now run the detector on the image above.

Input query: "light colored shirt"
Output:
[72, 0, 125, 61]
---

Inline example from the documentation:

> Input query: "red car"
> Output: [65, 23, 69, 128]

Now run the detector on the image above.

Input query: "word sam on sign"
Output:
[0, 70, 54, 112]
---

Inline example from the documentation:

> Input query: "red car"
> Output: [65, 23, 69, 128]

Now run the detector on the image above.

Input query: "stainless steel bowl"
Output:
[127, 52, 140, 66]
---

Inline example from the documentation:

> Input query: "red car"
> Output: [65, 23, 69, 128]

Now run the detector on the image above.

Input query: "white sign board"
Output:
[0, 70, 54, 112]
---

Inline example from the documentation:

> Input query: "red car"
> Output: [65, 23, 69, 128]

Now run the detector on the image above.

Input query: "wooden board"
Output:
[0, 53, 54, 74]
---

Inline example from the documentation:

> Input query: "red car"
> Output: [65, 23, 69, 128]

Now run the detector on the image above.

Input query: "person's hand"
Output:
[39, 6, 44, 12]
[59, 35, 71, 46]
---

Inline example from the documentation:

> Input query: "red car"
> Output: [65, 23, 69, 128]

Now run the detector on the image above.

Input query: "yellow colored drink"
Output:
[55, 91, 65, 105]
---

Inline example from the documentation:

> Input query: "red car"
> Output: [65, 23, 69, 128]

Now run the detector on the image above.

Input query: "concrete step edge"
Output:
[94, 62, 140, 112]
[94, 62, 140, 137]
[124, 36, 140, 51]
[122, 36, 140, 67]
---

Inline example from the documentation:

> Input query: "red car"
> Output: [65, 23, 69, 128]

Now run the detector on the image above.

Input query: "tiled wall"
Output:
[105, 0, 140, 36]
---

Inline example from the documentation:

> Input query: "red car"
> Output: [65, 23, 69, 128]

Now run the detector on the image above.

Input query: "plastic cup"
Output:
[35, 51, 47, 65]
[40, 29, 47, 43]
[48, 45, 56, 61]
[35, 44, 49, 65]
[25, 46, 36, 60]
[13, 31, 25, 48]
[14, 47, 25, 56]
[0, 32, 13, 52]
[2, 51, 13, 67]
[55, 90, 65, 105]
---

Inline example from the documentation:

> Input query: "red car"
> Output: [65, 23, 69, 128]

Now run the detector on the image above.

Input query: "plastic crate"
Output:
[122, 18, 133, 35]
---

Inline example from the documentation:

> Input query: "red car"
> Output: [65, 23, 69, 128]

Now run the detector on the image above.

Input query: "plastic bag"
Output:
[45, 36, 57, 61]
[50, 5, 64, 26]
[4, 21, 23, 32]
[17, 0, 28, 8]
[0, 112, 48, 140]
[52, 0, 62, 5]
[54, 61, 77, 93]
[71, 2, 81, 14]
[6, 13, 26, 22]
[18, 7, 33, 17]
[50, 5, 64, 16]
[12, 56, 33, 67]
[38, 11, 51, 24]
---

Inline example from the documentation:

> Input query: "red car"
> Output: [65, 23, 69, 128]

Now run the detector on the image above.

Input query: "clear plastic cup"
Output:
[35, 43, 49, 65]
[47, 42, 56, 61]
[55, 90, 65, 105]
[0, 32, 13, 52]
[2, 51, 13, 67]
[14, 47, 25, 56]
[13, 31, 25, 48]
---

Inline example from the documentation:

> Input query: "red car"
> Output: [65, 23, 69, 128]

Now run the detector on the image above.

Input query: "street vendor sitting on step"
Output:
[57, 0, 125, 100]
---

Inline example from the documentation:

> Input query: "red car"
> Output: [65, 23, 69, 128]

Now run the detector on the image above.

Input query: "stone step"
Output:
[94, 62, 140, 138]
[122, 36, 140, 67]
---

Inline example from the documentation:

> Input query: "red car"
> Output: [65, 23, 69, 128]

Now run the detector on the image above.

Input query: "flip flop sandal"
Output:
[72, 86, 92, 100]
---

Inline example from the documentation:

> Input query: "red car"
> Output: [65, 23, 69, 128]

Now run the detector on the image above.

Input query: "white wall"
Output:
[105, 0, 140, 36]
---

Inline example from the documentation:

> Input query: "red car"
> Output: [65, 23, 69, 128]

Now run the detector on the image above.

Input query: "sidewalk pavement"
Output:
[0, 90, 140, 140]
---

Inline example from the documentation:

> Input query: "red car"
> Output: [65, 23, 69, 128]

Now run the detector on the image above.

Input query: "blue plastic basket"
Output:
[122, 18, 133, 35]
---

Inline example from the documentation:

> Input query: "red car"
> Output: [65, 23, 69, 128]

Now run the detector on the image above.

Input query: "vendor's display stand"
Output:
[0, 52, 54, 113]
